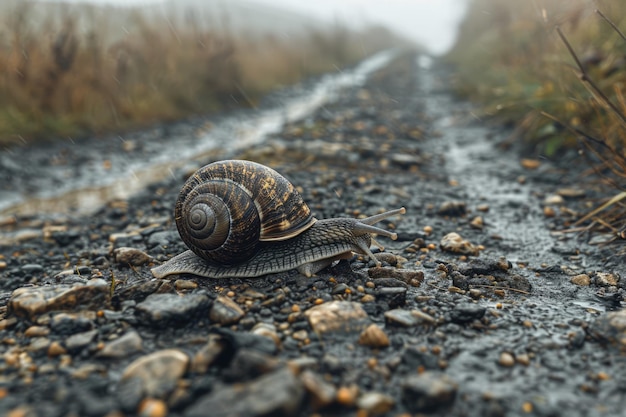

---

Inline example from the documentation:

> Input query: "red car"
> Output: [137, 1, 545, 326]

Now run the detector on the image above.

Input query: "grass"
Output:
[0, 1, 404, 145]
[446, 0, 626, 246]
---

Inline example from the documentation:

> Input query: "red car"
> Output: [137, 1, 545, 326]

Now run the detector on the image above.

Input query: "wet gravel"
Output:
[1, 52, 626, 417]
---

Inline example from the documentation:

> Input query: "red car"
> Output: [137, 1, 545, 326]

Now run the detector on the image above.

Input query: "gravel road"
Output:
[0, 51, 625, 417]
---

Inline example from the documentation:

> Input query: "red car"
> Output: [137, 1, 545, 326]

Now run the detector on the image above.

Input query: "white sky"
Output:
[39, 0, 468, 55]
[253, 0, 469, 54]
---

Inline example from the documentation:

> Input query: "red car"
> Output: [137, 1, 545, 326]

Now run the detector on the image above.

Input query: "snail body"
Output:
[151, 160, 405, 279]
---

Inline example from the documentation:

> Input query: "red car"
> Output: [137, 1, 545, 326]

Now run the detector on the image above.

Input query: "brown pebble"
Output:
[174, 280, 198, 290]
[571, 274, 591, 286]
[543, 206, 556, 217]
[520, 158, 540, 170]
[24, 326, 50, 338]
[470, 216, 484, 230]
[361, 294, 376, 303]
[498, 352, 515, 367]
[138, 398, 168, 417]
[358, 324, 390, 348]
[516, 353, 530, 366]
[47, 341, 67, 357]
[336, 385, 359, 406]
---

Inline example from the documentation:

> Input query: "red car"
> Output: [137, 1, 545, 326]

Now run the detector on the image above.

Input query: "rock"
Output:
[570, 274, 591, 286]
[440, 232, 479, 256]
[121, 349, 189, 397]
[376, 287, 407, 308]
[24, 325, 50, 337]
[226, 348, 280, 381]
[300, 370, 337, 409]
[135, 293, 211, 326]
[449, 302, 485, 324]
[137, 398, 168, 417]
[191, 334, 227, 374]
[21, 263, 44, 274]
[65, 329, 98, 352]
[210, 296, 245, 325]
[458, 258, 511, 276]
[358, 324, 390, 348]
[304, 301, 370, 334]
[113, 247, 152, 266]
[520, 158, 541, 170]
[402, 346, 440, 370]
[384, 309, 436, 327]
[368, 267, 424, 286]
[175, 279, 198, 291]
[543, 194, 565, 205]
[401, 372, 457, 412]
[50, 312, 95, 335]
[251, 323, 281, 348]
[9, 279, 109, 319]
[469, 216, 484, 229]
[357, 392, 395, 415]
[212, 328, 278, 355]
[384, 309, 416, 327]
[498, 352, 515, 367]
[588, 309, 626, 350]
[98, 330, 143, 358]
[556, 188, 586, 198]
[595, 272, 619, 287]
[184, 367, 303, 417]
[437, 201, 467, 217]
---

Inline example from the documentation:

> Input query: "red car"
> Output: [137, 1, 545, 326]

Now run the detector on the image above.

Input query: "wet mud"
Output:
[0, 51, 625, 417]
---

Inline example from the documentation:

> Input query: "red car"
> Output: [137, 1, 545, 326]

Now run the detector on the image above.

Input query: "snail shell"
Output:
[152, 160, 405, 279]
[175, 160, 315, 265]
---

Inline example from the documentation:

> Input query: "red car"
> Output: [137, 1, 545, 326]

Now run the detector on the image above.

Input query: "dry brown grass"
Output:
[0, 1, 402, 145]
[446, 0, 626, 246]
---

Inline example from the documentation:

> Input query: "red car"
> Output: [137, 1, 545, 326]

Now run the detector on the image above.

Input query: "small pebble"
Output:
[570, 274, 590, 286]
[499, 352, 515, 367]
[358, 324, 390, 348]
[138, 398, 167, 417]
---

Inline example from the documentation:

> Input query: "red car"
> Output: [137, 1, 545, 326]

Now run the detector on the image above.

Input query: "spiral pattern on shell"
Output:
[175, 160, 315, 265]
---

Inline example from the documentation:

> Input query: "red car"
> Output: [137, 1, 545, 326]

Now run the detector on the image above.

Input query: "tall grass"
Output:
[0, 1, 402, 145]
[445, 0, 625, 154]
[446, 0, 626, 244]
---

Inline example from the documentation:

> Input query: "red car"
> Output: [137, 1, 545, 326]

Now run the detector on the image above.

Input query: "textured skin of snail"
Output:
[150, 159, 405, 279]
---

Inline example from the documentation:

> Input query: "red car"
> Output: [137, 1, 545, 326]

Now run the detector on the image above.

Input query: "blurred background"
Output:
[0, 0, 467, 145]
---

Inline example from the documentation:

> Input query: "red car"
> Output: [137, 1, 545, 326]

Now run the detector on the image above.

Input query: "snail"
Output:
[151, 160, 405, 279]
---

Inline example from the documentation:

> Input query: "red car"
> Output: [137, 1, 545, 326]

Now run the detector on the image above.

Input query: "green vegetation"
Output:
[447, 0, 625, 242]
[446, 0, 624, 152]
[0, 1, 404, 145]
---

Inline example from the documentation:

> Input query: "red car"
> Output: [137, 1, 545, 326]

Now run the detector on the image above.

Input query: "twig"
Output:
[596, 9, 626, 42]
[555, 26, 626, 129]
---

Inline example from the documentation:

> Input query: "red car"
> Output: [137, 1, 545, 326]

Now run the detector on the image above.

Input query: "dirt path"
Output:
[0, 52, 624, 417]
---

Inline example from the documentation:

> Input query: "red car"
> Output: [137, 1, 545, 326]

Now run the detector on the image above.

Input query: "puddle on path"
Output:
[1, 49, 400, 218]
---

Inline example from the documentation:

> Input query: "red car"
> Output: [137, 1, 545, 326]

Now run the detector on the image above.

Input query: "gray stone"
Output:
[449, 302, 485, 324]
[357, 391, 395, 415]
[210, 296, 245, 325]
[65, 329, 98, 352]
[50, 312, 95, 335]
[401, 372, 457, 412]
[98, 330, 143, 358]
[588, 309, 626, 350]
[135, 293, 211, 326]
[185, 367, 304, 417]
[113, 247, 152, 266]
[121, 349, 189, 397]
